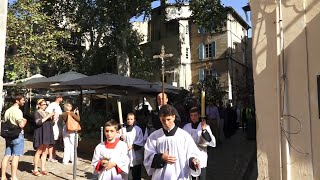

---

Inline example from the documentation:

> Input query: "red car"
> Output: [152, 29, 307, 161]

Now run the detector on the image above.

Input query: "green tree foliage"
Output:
[5, 0, 73, 81]
[16, 0, 226, 80]
[189, 0, 227, 32]
[175, 0, 227, 32]
[192, 75, 227, 104]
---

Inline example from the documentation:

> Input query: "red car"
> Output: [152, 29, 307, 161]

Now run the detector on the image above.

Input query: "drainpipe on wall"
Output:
[277, 0, 291, 179]
[276, 1, 283, 179]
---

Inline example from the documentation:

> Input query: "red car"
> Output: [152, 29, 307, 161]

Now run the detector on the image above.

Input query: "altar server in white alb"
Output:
[120, 113, 145, 180]
[183, 107, 216, 180]
[92, 120, 129, 180]
[144, 105, 201, 180]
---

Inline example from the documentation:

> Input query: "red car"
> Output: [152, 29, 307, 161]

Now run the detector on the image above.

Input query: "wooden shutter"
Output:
[199, 69, 205, 81]
[198, 43, 204, 60]
[211, 41, 216, 57]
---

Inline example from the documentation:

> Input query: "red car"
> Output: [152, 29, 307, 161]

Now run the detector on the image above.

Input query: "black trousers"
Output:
[191, 167, 206, 180]
[129, 164, 141, 180]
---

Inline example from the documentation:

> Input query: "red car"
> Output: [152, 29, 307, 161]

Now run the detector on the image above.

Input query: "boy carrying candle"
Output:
[183, 107, 216, 180]
[92, 120, 129, 180]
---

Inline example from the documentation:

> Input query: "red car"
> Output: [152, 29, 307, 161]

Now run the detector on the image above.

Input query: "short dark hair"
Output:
[159, 104, 175, 117]
[105, 119, 119, 131]
[55, 95, 63, 99]
[13, 95, 24, 103]
[189, 107, 200, 114]
[127, 113, 135, 119]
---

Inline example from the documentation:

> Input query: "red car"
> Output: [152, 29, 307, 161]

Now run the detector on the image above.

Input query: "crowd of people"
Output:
[1, 95, 80, 180]
[1, 93, 254, 180]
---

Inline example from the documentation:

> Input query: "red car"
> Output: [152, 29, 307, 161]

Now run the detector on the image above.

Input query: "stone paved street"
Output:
[207, 130, 257, 180]
[0, 130, 256, 180]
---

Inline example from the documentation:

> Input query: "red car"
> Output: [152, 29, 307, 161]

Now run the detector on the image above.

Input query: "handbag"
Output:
[66, 112, 81, 132]
[1, 121, 21, 139]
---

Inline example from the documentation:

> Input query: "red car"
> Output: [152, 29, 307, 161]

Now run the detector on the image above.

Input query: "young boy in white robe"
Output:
[144, 104, 201, 180]
[92, 120, 129, 180]
[120, 113, 144, 180]
[183, 107, 216, 180]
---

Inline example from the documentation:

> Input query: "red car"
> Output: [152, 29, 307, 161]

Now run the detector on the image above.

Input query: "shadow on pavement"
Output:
[18, 161, 33, 173]
[65, 172, 95, 180]
[24, 150, 35, 156]
[49, 171, 69, 180]
[0, 172, 11, 180]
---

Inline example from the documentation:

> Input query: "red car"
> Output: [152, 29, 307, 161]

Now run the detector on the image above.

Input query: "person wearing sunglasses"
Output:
[32, 99, 55, 176]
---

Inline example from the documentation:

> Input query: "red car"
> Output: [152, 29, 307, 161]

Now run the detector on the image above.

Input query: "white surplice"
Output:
[183, 122, 216, 168]
[92, 139, 129, 180]
[121, 125, 145, 167]
[144, 127, 201, 180]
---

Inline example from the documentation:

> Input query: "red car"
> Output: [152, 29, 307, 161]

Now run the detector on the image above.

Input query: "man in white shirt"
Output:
[45, 95, 63, 162]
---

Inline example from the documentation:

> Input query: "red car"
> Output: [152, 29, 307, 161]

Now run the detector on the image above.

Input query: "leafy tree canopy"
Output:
[192, 75, 227, 104]
[4, 0, 226, 81]
[5, 0, 73, 81]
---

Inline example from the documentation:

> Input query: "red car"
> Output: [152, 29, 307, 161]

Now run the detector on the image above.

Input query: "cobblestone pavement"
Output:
[0, 135, 95, 180]
[0, 129, 256, 180]
[207, 129, 257, 180]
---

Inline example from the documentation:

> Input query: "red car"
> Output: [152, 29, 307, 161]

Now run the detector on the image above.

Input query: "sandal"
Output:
[47, 158, 58, 163]
[41, 171, 49, 175]
[32, 171, 43, 177]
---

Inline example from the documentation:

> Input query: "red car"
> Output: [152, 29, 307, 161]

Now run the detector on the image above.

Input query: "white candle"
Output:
[201, 91, 205, 117]
[117, 100, 123, 125]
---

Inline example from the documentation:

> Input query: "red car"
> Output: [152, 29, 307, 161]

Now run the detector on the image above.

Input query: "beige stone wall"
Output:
[190, 23, 229, 86]
[189, 22, 250, 106]
[250, 0, 320, 179]
[190, 24, 229, 61]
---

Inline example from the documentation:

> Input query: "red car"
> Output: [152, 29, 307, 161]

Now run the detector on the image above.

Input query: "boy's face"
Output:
[190, 112, 200, 123]
[104, 126, 119, 142]
[160, 115, 175, 130]
[127, 115, 135, 126]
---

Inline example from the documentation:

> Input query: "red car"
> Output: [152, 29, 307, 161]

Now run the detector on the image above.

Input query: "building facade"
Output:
[134, 3, 252, 106]
[250, 0, 320, 179]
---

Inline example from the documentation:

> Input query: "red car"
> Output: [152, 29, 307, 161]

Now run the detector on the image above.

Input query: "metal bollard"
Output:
[73, 130, 78, 180]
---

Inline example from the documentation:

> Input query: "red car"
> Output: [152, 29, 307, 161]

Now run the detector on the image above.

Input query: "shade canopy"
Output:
[58, 73, 153, 89]
[24, 71, 87, 89]
[56, 73, 181, 95]
[3, 74, 46, 87]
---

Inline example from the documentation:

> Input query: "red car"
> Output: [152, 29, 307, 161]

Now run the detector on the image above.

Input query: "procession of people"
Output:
[0, 92, 253, 180]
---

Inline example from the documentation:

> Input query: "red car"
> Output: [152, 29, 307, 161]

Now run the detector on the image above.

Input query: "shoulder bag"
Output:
[1, 121, 21, 139]
[66, 112, 81, 132]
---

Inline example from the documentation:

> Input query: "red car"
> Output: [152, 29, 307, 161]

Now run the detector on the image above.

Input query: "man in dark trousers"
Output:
[146, 93, 181, 136]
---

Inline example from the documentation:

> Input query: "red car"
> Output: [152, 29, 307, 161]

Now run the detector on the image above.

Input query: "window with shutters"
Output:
[199, 69, 205, 81]
[199, 69, 217, 82]
[205, 69, 218, 78]
[204, 42, 216, 58]
[198, 27, 206, 34]
[205, 44, 212, 58]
